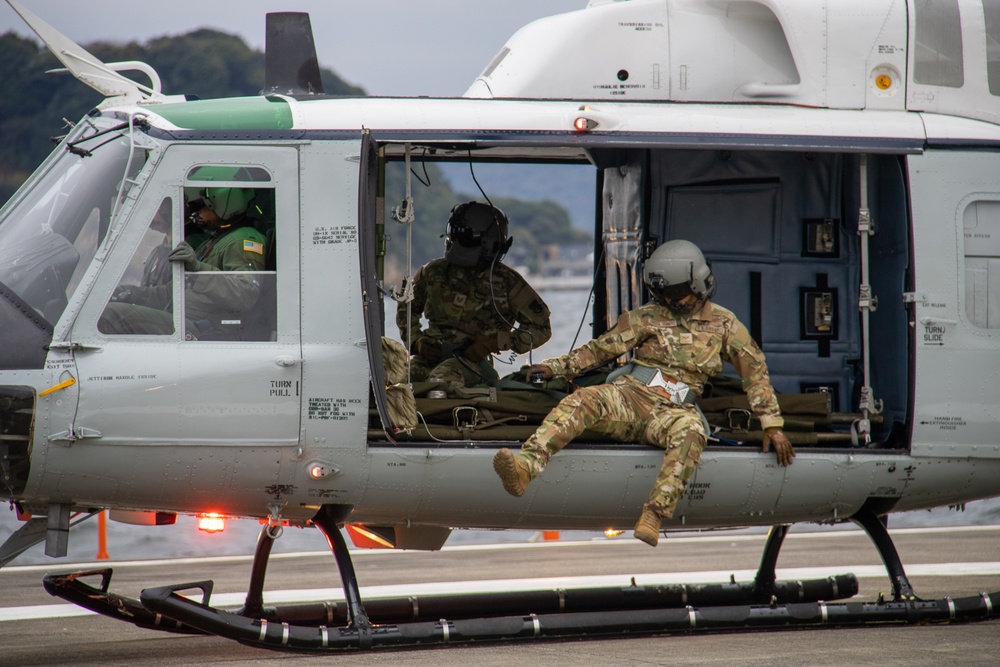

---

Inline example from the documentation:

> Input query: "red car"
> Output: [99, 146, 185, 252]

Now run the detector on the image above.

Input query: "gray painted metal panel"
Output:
[908, 150, 1000, 459]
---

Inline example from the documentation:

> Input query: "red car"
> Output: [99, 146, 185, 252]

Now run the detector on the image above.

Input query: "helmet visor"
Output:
[655, 282, 694, 300]
[449, 222, 485, 249]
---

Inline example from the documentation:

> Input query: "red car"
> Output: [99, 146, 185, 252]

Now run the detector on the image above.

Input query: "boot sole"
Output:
[493, 449, 526, 497]
[633, 528, 659, 547]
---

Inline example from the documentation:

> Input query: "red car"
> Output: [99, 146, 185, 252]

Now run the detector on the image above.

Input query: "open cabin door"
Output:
[908, 149, 1000, 459]
[58, 144, 301, 483]
[357, 132, 399, 434]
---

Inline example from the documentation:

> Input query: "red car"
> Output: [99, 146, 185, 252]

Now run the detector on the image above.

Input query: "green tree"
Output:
[0, 29, 362, 203]
[0, 29, 589, 270]
[382, 161, 589, 282]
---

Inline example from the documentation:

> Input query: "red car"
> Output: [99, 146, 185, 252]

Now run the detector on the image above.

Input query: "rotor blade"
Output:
[6, 0, 160, 102]
[264, 12, 325, 95]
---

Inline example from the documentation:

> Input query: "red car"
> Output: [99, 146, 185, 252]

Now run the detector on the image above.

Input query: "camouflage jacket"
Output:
[397, 258, 551, 353]
[543, 300, 784, 429]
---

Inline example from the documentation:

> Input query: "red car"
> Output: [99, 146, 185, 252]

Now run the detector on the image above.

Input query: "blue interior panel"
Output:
[648, 150, 861, 416]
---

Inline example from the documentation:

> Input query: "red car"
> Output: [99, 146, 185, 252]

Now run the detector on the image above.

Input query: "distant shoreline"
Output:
[528, 274, 594, 291]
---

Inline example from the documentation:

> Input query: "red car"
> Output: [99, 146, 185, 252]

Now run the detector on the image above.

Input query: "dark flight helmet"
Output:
[444, 201, 512, 267]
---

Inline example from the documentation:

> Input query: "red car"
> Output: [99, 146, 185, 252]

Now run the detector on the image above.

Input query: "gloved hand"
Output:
[526, 364, 554, 383]
[110, 284, 138, 303]
[413, 336, 443, 361]
[463, 333, 499, 361]
[763, 427, 796, 467]
[168, 242, 200, 272]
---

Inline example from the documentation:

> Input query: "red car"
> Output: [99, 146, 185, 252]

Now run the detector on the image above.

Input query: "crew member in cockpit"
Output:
[492, 239, 796, 547]
[98, 186, 266, 338]
[397, 201, 551, 387]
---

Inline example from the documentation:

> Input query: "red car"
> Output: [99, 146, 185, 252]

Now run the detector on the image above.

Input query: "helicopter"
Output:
[1, 0, 999, 651]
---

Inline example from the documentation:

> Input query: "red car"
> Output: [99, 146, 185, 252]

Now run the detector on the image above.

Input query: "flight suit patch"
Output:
[243, 240, 264, 255]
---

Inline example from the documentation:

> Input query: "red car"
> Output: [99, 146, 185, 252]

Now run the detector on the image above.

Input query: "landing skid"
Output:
[41, 505, 1000, 652]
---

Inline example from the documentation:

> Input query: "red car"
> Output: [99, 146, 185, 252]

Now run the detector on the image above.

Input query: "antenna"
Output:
[264, 12, 325, 96]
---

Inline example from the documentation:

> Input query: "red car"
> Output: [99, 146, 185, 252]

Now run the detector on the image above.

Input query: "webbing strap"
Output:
[749, 271, 762, 345]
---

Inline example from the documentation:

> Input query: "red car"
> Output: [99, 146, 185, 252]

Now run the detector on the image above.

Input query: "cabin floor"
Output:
[369, 372, 898, 450]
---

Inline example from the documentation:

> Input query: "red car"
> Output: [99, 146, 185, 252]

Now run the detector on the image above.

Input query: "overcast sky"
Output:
[1, 1, 591, 97]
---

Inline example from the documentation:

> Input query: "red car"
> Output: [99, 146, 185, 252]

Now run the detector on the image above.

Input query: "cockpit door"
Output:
[63, 144, 301, 464]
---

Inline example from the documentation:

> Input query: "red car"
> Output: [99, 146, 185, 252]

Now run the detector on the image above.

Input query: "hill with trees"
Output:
[0, 28, 590, 273]
[0, 29, 362, 203]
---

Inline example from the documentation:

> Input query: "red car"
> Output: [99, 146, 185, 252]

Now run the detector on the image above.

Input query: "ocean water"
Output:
[2, 288, 998, 567]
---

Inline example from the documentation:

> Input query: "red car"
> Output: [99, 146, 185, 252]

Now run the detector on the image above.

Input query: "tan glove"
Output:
[763, 427, 796, 466]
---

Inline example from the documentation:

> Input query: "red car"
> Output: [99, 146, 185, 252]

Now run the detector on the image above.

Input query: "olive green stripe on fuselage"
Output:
[152, 97, 295, 130]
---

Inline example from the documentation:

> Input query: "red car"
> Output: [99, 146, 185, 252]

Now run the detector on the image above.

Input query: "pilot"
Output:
[492, 239, 796, 546]
[397, 201, 552, 387]
[99, 186, 266, 338]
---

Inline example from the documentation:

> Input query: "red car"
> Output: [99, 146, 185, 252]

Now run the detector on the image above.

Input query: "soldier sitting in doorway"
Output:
[493, 239, 796, 546]
[397, 201, 551, 387]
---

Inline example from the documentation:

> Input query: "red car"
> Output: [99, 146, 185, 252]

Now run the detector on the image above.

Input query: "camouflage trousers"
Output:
[518, 379, 707, 518]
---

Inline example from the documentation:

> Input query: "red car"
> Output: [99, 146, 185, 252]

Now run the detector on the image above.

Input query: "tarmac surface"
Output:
[1, 524, 999, 667]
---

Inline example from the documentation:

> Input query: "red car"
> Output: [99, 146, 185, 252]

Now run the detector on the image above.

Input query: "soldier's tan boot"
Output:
[633, 506, 663, 547]
[493, 448, 532, 497]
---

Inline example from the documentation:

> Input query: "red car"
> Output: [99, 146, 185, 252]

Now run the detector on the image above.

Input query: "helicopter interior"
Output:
[365, 143, 911, 453]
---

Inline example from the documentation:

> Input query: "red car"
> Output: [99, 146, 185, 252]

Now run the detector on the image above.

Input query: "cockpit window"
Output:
[98, 198, 175, 335]
[963, 198, 1000, 328]
[179, 168, 277, 341]
[913, 0, 965, 88]
[985, 0, 1000, 96]
[187, 165, 272, 182]
[0, 117, 144, 325]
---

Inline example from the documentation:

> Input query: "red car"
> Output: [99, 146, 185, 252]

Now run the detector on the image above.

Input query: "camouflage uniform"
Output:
[99, 220, 266, 337]
[397, 258, 551, 385]
[519, 299, 783, 519]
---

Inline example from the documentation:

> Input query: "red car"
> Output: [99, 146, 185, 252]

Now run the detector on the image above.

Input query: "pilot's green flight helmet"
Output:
[202, 187, 253, 221]
[643, 239, 716, 304]
[188, 165, 256, 221]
